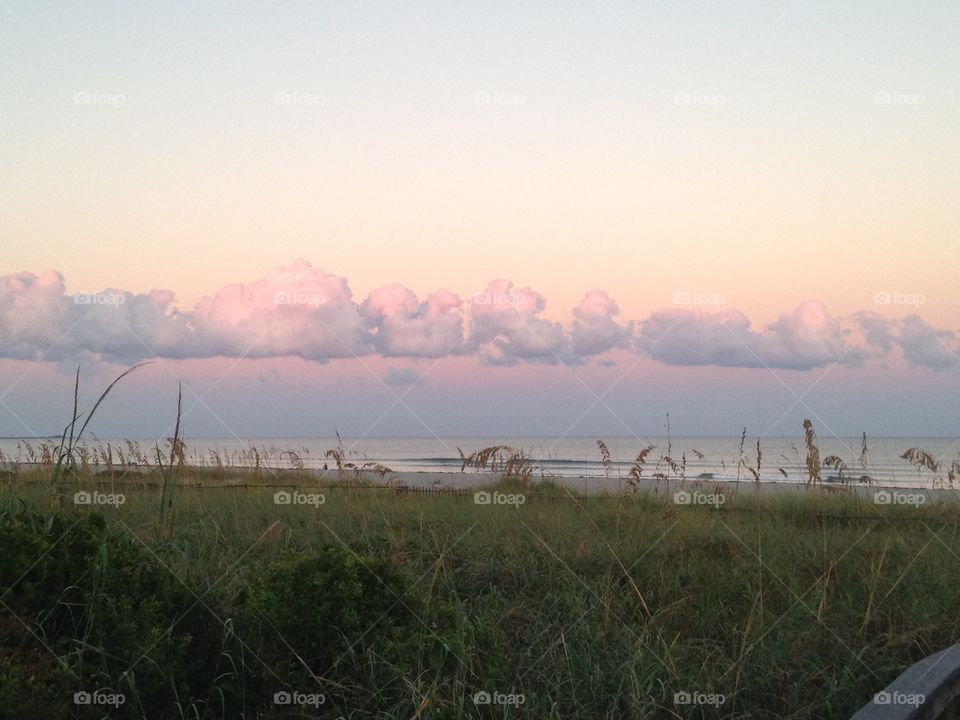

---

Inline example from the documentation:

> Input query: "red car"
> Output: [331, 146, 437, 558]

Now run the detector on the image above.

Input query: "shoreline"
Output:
[7, 463, 959, 500]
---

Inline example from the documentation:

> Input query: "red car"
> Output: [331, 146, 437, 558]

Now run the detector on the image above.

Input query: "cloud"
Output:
[469, 280, 568, 364]
[73, 288, 194, 361]
[385, 366, 422, 385]
[759, 302, 876, 368]
[853, 311, 959, 369]
[852, 311, 897, 353]
[894, 315, 960, 369]
[1, 263, 958, 372]
[190, 259, 368, 360]
[638, 307, 758, 367]
[362, 284, 465, 357]
[0, 270, 191, 362]
[638, 301, 877, 370]
[0, 270, 74, 360]
[570, 289, 633, 356]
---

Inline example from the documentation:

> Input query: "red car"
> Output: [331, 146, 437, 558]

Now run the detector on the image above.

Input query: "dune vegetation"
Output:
[2, 368, 958, 718]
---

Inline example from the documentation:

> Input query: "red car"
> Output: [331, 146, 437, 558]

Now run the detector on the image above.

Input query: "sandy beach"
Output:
[20, 461, 958, 504]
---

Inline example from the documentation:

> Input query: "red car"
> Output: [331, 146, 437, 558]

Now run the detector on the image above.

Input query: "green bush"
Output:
[242, 546, 449, 712]
[0, 508, 469, 718]
[0, 508, 237, 719]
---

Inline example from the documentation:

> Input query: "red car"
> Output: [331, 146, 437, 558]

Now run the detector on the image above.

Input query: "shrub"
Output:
[0, 509, 237, 719]
[242, 546, 449, 712]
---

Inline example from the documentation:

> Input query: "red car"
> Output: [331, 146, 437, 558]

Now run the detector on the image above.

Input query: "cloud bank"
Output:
[1, 261, 957, 371]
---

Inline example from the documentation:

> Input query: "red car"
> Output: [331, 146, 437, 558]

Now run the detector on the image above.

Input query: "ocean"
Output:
[2, 435, 958, 487]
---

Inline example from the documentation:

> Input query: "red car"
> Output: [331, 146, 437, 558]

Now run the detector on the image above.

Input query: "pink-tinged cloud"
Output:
[851, 312, 959, 369]
[571, 289, 633, 356]
[895, 316, 960, 369]
[362, 284, 465, 357]
[190, 259, 368, 359]
[470, 279, 567, 364]
[1, 261, 958, 371]
[638, 301, 881, 370]
[0, 270, 72, 359]
[0, 269, 191, 361]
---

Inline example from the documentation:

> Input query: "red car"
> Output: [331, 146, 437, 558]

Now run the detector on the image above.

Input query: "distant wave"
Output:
[411, 456, 604, 464]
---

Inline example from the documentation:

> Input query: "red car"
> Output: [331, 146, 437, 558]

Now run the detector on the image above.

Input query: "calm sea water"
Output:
[3, 435, 959, 487]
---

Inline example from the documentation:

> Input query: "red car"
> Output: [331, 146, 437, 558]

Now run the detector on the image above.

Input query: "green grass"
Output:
[2, 470, 959, 718]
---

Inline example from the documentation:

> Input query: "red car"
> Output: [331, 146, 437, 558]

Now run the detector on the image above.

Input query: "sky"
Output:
[1, 1, 959, 442]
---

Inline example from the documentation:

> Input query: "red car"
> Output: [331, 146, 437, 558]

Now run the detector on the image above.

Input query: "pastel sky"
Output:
[1, 1, 958, 439]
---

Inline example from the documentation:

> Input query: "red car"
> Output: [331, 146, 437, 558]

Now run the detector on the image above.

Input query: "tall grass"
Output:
[49, 363, 149, 496]
[156, 382, 183, 535]
[458, 444, 541, 483]
[2, 379, 960, 717]
[4, 474, 960, 718]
